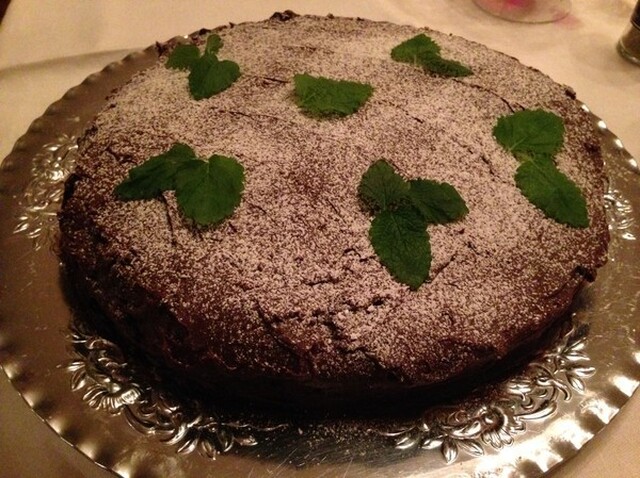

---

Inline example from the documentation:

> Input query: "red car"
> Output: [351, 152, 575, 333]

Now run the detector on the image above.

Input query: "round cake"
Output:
[59, 12, 608, 405]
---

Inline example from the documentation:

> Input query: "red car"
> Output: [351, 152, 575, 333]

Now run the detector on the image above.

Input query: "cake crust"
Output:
[59, 14, 608, 403]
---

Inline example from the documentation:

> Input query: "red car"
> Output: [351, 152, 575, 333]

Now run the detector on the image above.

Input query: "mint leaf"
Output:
[166, 44, 200, 70]
[358, 161, 468, 289]
[115, 143, 196, 200]
[115, 144, 244, 227]
[205, 33, 223, 55]
[493, 110, 565, 161]
[515, 157, 589, 228]
[166, 34, 224, 70]
[175, 155, 244, 225]
[391, 34, 440, 64]
[358, 160, 409, 212]
[408, 179, 469, 224]
[166, 33, 240, 100]
[189, 54, 241, 100]
[391, 34, 472, 77]
[419, 54, 472, 77]
[492, 109, 588, 228]
[370, 206, 431, 290]
[294, 73, 373, 117]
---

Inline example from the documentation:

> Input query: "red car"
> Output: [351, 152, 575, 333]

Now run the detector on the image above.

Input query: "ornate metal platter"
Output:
[0, 43, 639, 478]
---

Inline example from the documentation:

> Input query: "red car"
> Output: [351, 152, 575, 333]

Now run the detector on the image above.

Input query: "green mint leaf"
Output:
[391, 34, 472, 77]
[512, 151, 556, 164]
[358, 160, 409, 212]
[115, 143, 197, 200]
[515, 157, 589, 228]
[391, 34, 441, 64]
[205, 33, 223, 55]
[115, 145, 245, 227]
[369, 206, 431, 290]
[358, 161, 469, 289]
[293, 73, 374, 118]
[418, 53, 473, 77]
[175, 155, 245, 225]
[166, 44, 200, 70]
[493, 109, 565, 161]
[493, 109, 588, 228]
[166, 33, 239, 100]
[408, 179, 469, 224]
[188, 54, 241, 100]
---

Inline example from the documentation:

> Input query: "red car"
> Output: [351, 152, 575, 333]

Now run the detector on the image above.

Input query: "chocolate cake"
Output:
[58, 13, 608, 405]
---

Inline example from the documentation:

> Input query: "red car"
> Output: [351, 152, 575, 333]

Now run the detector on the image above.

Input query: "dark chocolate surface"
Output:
[58, 14, 608, 403]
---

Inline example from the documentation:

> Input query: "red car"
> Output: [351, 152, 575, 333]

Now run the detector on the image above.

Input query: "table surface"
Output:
[1, 1, 639, 477]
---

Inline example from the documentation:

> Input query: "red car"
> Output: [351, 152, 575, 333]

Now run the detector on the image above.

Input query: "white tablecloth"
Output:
[1, 1, 639, 476]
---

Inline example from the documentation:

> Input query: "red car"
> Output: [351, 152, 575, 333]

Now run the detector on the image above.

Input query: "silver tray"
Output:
[0, 42, 639, 478]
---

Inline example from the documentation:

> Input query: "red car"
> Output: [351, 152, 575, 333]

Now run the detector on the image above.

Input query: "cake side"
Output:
[58, 14, 609, 402]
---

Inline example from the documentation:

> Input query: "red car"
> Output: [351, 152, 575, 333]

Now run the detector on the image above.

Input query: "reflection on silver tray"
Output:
[0, 43, 639, 478]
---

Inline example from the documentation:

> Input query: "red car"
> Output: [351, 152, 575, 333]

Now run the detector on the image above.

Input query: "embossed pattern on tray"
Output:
[13, 135, 77, 251]
[1, 44, 639, 478]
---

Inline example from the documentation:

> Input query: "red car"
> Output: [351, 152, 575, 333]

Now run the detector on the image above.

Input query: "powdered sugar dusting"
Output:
[59, 15, 608, 391]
